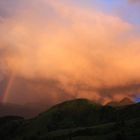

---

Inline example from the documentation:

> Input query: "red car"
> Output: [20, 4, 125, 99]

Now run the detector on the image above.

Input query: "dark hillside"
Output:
[0, 99, 140, 140]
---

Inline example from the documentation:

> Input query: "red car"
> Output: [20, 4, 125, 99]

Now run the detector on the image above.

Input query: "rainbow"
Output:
[2, 72, 15, 103]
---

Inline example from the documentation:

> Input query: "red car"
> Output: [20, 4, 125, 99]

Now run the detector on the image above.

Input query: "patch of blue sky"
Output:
[73, 0, 140, 25]
[135, 96, 140, 103]
[94, 0, 140, 25]
[60, 0, 140, 28]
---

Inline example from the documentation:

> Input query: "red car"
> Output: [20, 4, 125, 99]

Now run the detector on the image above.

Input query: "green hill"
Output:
[1, 98, 140, 140]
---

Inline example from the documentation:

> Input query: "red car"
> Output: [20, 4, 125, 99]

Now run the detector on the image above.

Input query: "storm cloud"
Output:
[0, 0, 140, 105]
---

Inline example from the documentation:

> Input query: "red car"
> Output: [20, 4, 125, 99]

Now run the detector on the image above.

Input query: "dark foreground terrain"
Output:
[0, 99, 140, 140]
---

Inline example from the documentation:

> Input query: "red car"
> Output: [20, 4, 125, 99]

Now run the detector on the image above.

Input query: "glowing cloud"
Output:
[0, 0, 140, 105]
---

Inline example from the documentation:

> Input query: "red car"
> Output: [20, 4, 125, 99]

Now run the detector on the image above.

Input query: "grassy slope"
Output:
[1, 99, 140, 140]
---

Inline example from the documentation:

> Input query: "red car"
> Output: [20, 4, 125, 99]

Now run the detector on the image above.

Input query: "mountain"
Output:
[0, 98, 140, 140]
[18, 99, 106, 135]
[106, 97, 134, 107]
[119, 97, 134, 106]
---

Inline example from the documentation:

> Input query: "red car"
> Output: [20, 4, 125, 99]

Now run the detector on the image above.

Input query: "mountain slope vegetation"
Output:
[0, 98, 140, 140]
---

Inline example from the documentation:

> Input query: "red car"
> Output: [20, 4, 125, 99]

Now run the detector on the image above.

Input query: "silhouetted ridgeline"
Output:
[0, 99, 140, 140]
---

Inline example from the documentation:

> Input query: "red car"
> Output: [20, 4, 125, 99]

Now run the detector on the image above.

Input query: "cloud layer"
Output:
[0, 0, 140, 105]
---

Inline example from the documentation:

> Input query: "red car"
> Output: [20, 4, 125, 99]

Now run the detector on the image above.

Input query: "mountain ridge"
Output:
[0, 98, 140, 140]
[106, 97, 134, 107]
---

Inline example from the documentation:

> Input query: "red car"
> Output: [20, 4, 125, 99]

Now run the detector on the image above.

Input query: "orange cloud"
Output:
[0, 0, 140, 105]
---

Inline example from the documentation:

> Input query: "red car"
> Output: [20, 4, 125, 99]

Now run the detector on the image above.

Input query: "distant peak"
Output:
[119, 97, 134, 105]
[106, 97, 134, 107]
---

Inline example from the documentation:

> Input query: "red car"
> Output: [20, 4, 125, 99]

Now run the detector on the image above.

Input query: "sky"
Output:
[0, 0, 140, 106]
[87, 0, 140, 25]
